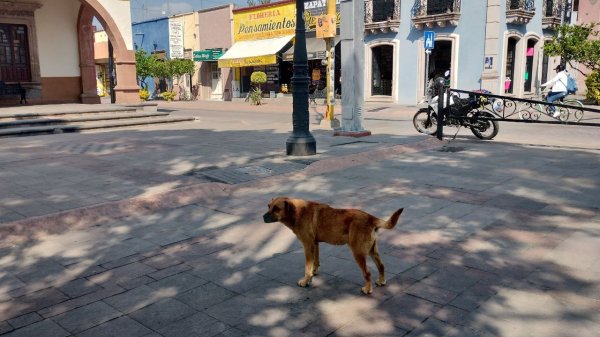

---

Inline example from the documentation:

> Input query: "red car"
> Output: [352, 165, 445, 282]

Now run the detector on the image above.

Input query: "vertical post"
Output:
[287, 0, 317, 156]
[325, 0, 336, 121]
[108, 41, 116, 104]
[424, 49, 431, 101]
[435, 77, 445, 140]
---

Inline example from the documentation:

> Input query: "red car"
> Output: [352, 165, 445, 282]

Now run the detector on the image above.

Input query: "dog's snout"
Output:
[263, 212, 276, 223]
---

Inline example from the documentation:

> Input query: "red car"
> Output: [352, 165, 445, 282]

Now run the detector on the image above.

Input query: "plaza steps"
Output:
[0, 105, 194, 137]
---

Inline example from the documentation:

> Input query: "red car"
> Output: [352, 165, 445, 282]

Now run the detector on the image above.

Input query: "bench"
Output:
[309, 88, 326, 105]
[0, 81, 27, 104]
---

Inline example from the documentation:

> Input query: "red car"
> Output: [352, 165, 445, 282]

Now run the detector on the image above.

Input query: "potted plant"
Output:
[249, 71, 267, 105]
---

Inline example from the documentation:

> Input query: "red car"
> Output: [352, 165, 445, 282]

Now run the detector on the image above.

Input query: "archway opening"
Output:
[524, 38, 538, 92]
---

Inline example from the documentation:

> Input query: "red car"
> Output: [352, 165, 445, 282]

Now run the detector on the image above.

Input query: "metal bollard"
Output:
[435, 77, 445, 140]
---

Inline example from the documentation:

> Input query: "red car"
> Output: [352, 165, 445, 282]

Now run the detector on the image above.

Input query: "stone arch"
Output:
[78, 0, 138, 103]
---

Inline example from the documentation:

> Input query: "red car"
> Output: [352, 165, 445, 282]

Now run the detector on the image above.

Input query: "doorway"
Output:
[505, 37, 518, 94]
[371, 45, 393, 96]
[427, 40, 452, 83]
[210, 62, 222, 99]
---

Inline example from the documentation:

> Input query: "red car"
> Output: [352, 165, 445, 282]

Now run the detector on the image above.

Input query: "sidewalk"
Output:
[1, 102, 599, 337]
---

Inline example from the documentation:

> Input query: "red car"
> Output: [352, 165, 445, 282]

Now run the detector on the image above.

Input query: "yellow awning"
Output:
[218, 35, 294, 68]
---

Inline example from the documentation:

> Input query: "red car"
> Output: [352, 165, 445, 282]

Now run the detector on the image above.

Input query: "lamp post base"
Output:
[286, 134, 317, 156]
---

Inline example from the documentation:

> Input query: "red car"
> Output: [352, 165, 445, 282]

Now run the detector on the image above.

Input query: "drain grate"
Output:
[438, 146, 465, 153]
[186, 161, 306, 184]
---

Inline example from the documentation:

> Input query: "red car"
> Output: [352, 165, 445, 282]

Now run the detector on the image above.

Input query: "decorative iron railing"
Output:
[507, 0, 535, 11]
[365, 0, 401, 34]
[544, 0, 563, 17]
[412, 0, 461, 29]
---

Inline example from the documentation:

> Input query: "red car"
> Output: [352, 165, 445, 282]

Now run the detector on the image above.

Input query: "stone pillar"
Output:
[113, 49, 140, 104]
[78, 8, 101, 104]
[481, 0, 501, 93]
[338, 0, 370, 136]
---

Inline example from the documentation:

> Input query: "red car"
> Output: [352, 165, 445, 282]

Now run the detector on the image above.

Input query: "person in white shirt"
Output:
[541, 64, 569, 117]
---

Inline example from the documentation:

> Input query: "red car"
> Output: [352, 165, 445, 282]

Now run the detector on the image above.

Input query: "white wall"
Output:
[98, 0, 133, 50]
[36, 0, 81, 77]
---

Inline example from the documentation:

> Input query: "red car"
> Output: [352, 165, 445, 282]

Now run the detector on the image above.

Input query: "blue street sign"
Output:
[424, 31, 435, 49]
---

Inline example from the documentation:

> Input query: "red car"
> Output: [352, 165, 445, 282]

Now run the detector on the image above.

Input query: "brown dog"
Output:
[263, 197, 403, 294]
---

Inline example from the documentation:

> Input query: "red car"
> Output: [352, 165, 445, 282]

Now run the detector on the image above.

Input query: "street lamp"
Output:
[286, 0, 316, 156]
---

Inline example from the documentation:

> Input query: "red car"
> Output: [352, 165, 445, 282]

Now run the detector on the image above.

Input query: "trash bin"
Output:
[223, 88, 231, 101]
[270, 91, 276, 98]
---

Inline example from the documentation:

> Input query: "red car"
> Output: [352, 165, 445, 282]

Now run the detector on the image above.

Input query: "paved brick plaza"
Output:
[1, 101, 599, 336]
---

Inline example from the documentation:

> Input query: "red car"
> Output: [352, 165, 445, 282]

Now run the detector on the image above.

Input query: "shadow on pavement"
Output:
[0, 127, 599, 336]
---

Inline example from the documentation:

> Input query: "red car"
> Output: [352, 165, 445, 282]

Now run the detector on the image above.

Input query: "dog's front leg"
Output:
[298, 242, 316, 287]
[313, 243, 320, 275]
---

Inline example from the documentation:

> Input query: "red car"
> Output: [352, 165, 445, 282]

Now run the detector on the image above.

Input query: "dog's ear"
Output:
[284, 200, 296, 222]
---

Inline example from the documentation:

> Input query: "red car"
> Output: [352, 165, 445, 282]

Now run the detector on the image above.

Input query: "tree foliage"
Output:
[247, 0, 271, 6]
[135, 49, 158, 89]
[544, 23, 600, 74]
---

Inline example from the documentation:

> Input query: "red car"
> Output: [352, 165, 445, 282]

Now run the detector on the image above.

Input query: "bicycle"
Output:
[518, 88, 584, 122]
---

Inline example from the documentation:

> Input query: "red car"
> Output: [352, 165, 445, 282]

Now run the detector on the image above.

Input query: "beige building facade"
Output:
[0, 0, 138, 105]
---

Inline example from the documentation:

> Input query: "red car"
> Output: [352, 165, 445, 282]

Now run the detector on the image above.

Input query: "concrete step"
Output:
[0, 112, 171, 129]
[0, 106, 138, 120]
[0, 116, 196, 137]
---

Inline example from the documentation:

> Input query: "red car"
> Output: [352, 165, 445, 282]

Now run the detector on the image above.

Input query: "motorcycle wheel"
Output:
[413, 108, 437, 135]
[470, 112, 499, 140]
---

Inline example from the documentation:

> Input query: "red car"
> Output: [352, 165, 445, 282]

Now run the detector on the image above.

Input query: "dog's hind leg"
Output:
[370, 241, 386, 287]
[352, 252, 372, 294]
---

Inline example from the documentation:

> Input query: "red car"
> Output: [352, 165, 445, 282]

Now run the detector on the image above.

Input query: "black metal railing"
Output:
[443, 88, 600, 126]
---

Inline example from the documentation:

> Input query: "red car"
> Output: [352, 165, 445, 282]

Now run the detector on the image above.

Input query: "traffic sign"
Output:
[424, 31, 435, 49]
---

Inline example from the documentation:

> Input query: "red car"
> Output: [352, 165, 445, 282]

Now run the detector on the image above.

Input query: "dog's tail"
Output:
[376, 208, 404, 230]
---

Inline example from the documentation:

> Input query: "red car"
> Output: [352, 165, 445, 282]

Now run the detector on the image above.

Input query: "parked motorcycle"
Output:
[413, 90, 500, 140]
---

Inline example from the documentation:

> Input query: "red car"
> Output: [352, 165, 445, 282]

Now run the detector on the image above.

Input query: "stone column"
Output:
[113, 49, 140, 104]
[481, 0, 501, 93]
[78, 8, 101, 104]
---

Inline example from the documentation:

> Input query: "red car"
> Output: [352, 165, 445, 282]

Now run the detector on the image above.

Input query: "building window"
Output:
[505, 37, 518, 94]
[0, 24, 31, 82]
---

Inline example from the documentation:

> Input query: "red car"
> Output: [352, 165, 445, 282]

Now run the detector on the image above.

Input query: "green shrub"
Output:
[250, 71, 267, 86]
[139, 89, 150, 101]
[585, 70, 600, 104]
[249, 87, 263, 105]
[162, 91, 176, 102]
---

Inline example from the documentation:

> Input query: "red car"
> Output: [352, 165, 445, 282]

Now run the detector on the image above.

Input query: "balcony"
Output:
[542, 0, 564, 30]
[505, 0, 535, 25]
[412, 0, 461, 30]
[364, 0, 401, 35]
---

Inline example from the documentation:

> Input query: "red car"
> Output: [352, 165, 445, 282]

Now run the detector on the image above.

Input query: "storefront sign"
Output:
[193, 49, 224, 61]
[316, 14, 336, 38]
[304, 0, 340, 33]
[233, 3, 296, 41]
[282, 50, 326, 62]
[218, 54, 277, 68]
[169, 20, 184, 59]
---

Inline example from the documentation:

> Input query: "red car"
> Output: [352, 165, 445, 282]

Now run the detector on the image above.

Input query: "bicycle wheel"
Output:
[564, 99, 584, 122]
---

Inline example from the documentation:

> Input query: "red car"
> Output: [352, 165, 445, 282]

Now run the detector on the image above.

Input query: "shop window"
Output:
[524, 39, 537, 92]
[0, 24, 31, 82]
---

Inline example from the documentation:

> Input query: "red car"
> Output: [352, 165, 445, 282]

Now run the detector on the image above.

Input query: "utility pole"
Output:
[324, 0, 336, 125]
[287, 0, 317, 156]
[337, 0, 370, 136]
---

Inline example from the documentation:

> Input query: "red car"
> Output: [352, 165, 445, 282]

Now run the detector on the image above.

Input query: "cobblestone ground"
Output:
[1, 102, 599, 337]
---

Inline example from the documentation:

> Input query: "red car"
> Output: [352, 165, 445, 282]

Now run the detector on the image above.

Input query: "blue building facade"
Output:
[363, 0, 565, 105]
[131, 17, 170, 97]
